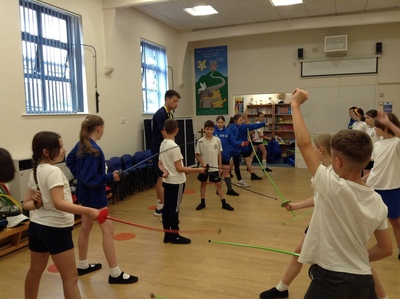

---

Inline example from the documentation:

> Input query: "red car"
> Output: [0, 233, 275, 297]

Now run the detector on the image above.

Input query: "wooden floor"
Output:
[1, 166, 400, 299]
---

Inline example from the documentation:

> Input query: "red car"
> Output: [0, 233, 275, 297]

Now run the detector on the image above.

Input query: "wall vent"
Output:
[324, 35, 347, 56]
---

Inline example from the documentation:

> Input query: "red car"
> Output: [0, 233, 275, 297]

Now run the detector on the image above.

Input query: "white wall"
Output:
[188, 23, 400, 140]
[1, 0, 399, 164]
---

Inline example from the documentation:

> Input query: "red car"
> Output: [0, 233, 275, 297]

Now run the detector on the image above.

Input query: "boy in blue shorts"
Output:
[195, 120, 234, 211]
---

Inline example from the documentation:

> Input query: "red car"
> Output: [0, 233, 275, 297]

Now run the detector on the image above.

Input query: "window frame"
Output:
[19, 0, 86, 114]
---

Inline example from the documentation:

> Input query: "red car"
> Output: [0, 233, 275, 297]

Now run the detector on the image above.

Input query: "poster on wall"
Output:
[194, 46, 228, 115]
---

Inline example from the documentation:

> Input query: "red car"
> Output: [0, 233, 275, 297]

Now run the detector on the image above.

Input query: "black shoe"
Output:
[265, 167, 273, 172]
[163, 234, 172, 244]
[170, 235, 191, 244]
[226, 189, 239, 196]
[259, 287, 288, 299]
[77, 263, 102, 276]
[251, 173, 262, 180]
[196, 203, 206, 210]
[108, 272, 139, 284]
[154, 208, 163, 216]
[222, 203, 234, 211]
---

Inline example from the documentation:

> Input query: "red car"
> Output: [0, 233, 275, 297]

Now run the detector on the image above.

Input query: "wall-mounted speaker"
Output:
[297, 48, 304, 59]
[376, 42, 383, 54]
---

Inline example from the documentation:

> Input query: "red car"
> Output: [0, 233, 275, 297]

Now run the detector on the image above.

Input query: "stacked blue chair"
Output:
[132, 151, 154, 190]
[121, 154, 136, 195]
[109, 156, 125, 200]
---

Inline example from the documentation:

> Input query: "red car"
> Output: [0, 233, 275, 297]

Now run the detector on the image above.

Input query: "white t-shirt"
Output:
[159, 139, 186, 184]
[367, 137, 400, 189]
[366, 126, 380, 144]
[252, 121, 263, 142]
[28, 163, 75, 228]
[299, 164, 388, 275]
[352, 121, 368, 132]
[195, 136, 222, 168]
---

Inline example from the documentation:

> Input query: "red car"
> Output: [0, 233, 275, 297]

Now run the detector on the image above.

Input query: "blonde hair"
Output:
[313, 134, 332, 156]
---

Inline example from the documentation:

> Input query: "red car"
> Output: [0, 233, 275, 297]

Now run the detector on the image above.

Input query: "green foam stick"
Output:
[209, 239, 299, 257]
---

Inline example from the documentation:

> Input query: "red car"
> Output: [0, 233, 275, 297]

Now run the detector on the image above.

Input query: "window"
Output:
[141, 40, 167, 113]
[19, 0, 85, 114]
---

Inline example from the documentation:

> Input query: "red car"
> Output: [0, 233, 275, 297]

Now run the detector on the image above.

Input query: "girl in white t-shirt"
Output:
[23, 131, 99, 299]
[365, 112, 400, 261]
[352, 107, 368, 132]
[364, 109, 380, 175]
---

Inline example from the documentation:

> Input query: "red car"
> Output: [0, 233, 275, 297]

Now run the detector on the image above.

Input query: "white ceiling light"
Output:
[269, 0, 303, 6]
[184, 5, 218, 16]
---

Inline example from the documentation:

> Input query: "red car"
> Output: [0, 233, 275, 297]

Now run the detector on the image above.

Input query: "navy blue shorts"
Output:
[198, 171, 221, 182]
[375, 188, 400, 219]
[151, 148, 163, 177]
[29, 222, 74, 255]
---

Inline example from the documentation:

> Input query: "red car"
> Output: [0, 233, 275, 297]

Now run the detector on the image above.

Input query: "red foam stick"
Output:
[98, 209, 221, 235]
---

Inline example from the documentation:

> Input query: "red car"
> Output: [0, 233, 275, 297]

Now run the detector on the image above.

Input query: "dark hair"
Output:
[353, 108, 365, 121]
[331, 130, 372, 170]
[0, 148, 15, 183]
[32, 131, 62, 189]
[164, 118, 178, 134]
[165, 90, 181, 100]
[204, 120, 215, 128]
[257, 111, 264, 117]
[365, 109, 378, 118]
[349, 106, 357, 110]
[375, 112, 400, 135]
[216, 115, 225, 122]
[78, 115, 104, 156]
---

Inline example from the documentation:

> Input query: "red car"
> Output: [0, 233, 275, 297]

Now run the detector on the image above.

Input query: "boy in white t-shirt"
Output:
[195, 120, 235, 211]
[158, 119, 205, 244]
[291, 88, 392, 299]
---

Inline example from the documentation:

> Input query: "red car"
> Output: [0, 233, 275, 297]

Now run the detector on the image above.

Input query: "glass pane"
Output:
[42, 46, 69, 78]
[41, 13, 67, 42]
[20, 7, 38, 35]
[21, 41, 37, 74]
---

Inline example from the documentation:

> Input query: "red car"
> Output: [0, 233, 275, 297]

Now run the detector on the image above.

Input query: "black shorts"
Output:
[252, 141, 263, 146]
[198, 171, 221, 182]
[29, 222, 74, 255]
[241, 151, 252, 158]
[151, 148, 163, 177]
[222, 160, 230, 165]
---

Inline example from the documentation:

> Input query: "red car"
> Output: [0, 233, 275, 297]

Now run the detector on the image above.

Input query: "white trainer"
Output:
[237, 180, 250, 187]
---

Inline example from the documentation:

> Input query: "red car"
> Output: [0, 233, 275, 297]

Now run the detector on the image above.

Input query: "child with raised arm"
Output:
[23, 131, 99, 299]
[66, 115, 137, 284]
[158, 119, 205, 244]
[291, 88, 392, 299]
[365, 112, 400, 261]
[213, 115, 247, 196]
[195, 120, 235, 211]
[260, 134, 389, 299]
[230, 114, 266, 182]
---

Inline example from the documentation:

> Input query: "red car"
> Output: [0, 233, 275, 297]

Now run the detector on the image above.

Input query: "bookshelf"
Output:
[246, 103, 294, 157]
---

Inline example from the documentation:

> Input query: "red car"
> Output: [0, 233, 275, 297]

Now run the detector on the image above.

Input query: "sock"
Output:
[225, 177, 232, 191]
[110, 266, 130, 279]
[221, 199, 227, 205]
[78, 259, 89, 269]
[262, 160, 267, 168]
[201, 198, 205, 204]
[276, 281, 289, 292]
[156, 199, 163, 210]
[379, 296, 388, 299]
